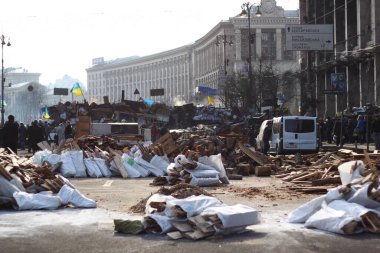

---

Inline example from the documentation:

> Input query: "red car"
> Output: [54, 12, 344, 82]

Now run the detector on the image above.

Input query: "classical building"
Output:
[4, 82, 47, 124]
[87, 0, 300, 112]
[5, 68, 41, 87]
[300, 0, 380, 117]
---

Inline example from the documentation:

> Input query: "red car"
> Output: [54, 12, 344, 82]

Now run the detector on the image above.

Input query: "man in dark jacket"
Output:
[18, 122, 27, 150]
[3, 115, 19, 154]
[28, 120, 44, 153]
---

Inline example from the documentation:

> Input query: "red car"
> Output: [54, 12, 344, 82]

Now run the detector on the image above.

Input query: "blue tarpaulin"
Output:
[196, 86, 219, 96]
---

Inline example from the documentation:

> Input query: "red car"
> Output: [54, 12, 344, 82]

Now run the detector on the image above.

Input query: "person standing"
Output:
[262, 121, 272, 155]
[3, 115, 19, 154]
[18, 122, 27, 150]
[372, 116, 380, 150]
[55, 121, 66, 144]
[28, 120, 44, 153]
[356, 115, 366, 144]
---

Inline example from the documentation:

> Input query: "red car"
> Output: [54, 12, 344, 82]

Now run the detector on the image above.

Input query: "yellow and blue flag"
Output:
[207, 96, 215, 105]
[43, 105, 50, 119]
[71, 82, 83, 96]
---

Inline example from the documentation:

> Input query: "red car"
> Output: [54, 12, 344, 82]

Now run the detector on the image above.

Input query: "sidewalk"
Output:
[321, 141, 376, 153]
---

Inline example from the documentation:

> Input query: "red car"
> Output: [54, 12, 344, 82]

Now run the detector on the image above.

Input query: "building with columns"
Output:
[87, 0, 300, 111]
[300, 0, 380, 117]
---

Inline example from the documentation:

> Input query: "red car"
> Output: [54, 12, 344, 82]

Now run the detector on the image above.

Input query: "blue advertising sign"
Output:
[331, 73, 346, 91]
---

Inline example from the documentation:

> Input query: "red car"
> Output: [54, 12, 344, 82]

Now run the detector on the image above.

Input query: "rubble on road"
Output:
[288, 152, 380, 234]
[117, 189, 259, 240]
[0, 148, 96, 210]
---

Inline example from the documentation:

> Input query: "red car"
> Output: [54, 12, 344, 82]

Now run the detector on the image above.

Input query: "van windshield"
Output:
[285, 119, 314, 133]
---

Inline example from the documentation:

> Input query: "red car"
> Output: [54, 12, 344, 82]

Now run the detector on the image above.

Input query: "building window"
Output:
[261, 29, 276, 60]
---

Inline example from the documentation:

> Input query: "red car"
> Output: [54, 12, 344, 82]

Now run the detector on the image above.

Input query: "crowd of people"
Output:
[1, 115, 74, 154]
[319, 114, 380, 149]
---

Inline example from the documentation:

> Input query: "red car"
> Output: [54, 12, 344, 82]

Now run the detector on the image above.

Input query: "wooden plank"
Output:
[238, 142, 269, 165]
[109, 148, 128, 178]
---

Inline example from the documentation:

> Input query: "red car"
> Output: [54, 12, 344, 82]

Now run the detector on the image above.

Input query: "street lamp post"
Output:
[241, 2, 261, 111]
[1, 35, 11, 126]
[216, 34, 234, 108]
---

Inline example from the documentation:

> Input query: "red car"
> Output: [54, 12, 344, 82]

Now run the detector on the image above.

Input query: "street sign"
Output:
[285, 24, 334, 51]
[53, 88, 69, 96]
[322, 90, 344, 95]
[150, 88, 164, 96]
[331, 73, 346, 91]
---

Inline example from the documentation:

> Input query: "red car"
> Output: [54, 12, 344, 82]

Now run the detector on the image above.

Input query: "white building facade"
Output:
[87, 0, 300, 110]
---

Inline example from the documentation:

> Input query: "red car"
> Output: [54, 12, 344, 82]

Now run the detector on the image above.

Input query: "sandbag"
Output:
[190, 176, 220, 187]
[0, 175, 20, 198]
[288, 195, 325, 223]
[185, 168, 219, 179]
[13, 191, 61, 210]
[84, 158, 103, 178]
[69, 151, 87, 178]
[150, 155, 170, 173]
[198, 154, 229, 184]
[144, 214, 175, 234]
[134, 156, 164, 177]
[304, 200, 370, 234]
[57, 185, 96, 208]
[145, 193, 175, 214]
[165, 195, 223, 218]
[338, 160, 365, 185]
[109, 160, 122, 177]
[201, 204, 260, 228]
[124, 155, 150, 177]
[60, 151, 77, 178]
[121, 154, 141, 178]
[347, 183, 380, 209]
[94, 158, 112, 178]
[32, 150, 52, 166]
[46, 154, 61, 166]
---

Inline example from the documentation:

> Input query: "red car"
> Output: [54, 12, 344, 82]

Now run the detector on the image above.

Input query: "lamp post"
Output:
[1, 35, 11, 127]
[241, 2, 261, 111]
[216, 34, 234, 108]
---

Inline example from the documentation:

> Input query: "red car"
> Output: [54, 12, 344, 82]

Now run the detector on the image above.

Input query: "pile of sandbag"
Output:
[150, 153, 229, 187]
[115, 193, 259, 240]
[288, 156, 380, 234]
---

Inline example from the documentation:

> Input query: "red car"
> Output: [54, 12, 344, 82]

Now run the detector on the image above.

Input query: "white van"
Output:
[270, 116, 318, 154]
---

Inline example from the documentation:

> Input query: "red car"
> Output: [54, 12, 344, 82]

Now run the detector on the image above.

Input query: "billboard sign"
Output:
[150, 88, 164, 96]
[54, 88, 69, 96]
[285, 24, 334, 51]
[331, 73, 346, 91]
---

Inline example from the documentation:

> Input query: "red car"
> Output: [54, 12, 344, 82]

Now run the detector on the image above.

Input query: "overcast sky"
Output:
[0, 0, 298, 86]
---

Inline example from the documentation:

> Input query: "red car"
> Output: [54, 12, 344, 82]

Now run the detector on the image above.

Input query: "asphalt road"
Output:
[1, 177, 380, 253]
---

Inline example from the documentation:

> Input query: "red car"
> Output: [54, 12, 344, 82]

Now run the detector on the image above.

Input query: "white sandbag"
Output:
[174, 154, 189, 168]
[347, 183, 380, 209]
[121, 154, 142, 178]
[46, 154, 61, 166]
[57, 185, 96, 208]
[305, 200, 369, 234]
[94, 158, 112, 178]
[201, 204, 260, 228]
[109, 160, 121, 177]
[198, 154, 229, 184]
[69, 151, 87, 178]
[10, 174, 26, 192]
[150, 155, 170, 173]
[190, 176, 220, 187]
[144, 214, 174, 234]
[0, 175, 20, 197]
[134, 156, 164, 177]
[185, 168, 219, 178]
[124, 155, 150, 177]
[338, 160, 365, 185]
[32, 150, 52, 166]
[13, 191, 61, 210]
[288, 195, 325, 223]
[84, 158, 103, 178]
[165, 195, 223, 218]
[60, 151, 77, 178]
[145, 193, 175, 214]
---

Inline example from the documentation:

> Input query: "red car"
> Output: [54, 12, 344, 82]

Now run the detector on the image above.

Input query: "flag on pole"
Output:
[207, 96, 215, 105]
[70, 82, 83, 96]
[43, 105, 50, 119]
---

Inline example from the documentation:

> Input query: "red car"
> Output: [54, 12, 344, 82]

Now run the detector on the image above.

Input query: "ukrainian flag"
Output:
[71, 82, 83, 96]
[43, 105, 50, 119]
[207, 96, 215, 105]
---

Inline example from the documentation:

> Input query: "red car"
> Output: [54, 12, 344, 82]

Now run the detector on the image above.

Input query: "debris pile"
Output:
[117, 184, 259, 240]
[288, 152, 380, 234]
[0, 148, 96, 210]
